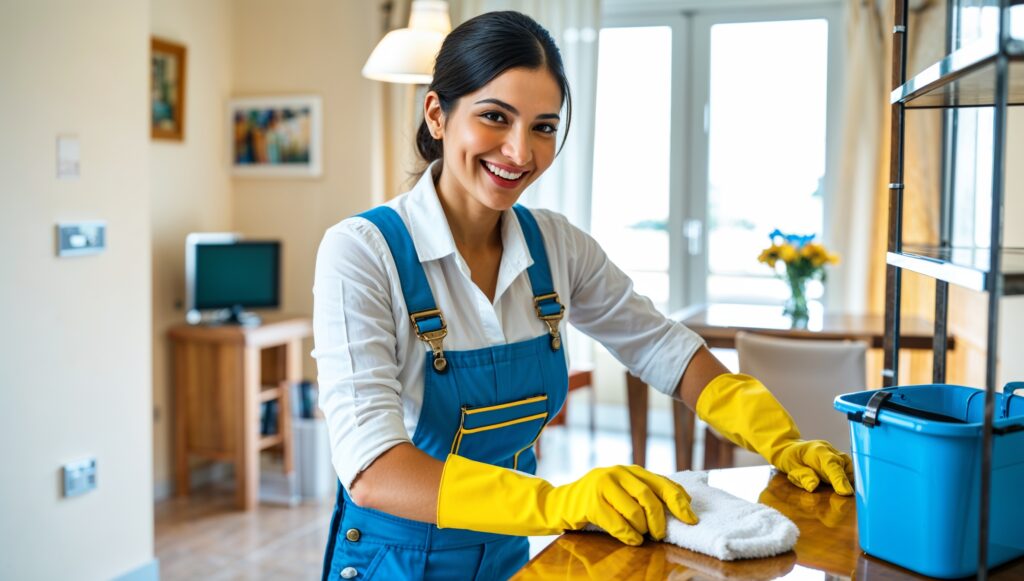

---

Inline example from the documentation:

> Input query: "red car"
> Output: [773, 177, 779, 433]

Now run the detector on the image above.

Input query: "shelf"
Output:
[258, 385, 282, 403]
[886, 245, 1024, 294]
[891, 34, 1024, 108]
[258, 434, 283, 450]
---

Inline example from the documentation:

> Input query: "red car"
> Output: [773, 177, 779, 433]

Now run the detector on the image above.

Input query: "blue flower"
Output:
[769, 229, 816, 249]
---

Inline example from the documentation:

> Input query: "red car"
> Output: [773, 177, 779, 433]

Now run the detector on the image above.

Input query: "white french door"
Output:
[590, 15, 686, 315]
[593, 2, 841, 313]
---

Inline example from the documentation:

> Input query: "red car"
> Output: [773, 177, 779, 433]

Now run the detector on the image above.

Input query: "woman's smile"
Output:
[480, 159, 529, 188]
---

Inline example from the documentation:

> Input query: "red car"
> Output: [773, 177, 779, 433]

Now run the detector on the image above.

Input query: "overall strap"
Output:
[359, 206, 449, 372]
[512, 205, 565, 351]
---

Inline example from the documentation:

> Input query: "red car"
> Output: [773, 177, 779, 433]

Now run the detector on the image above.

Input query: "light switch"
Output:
[56, 221, 106, 257]
[62, 457, 97, 498]
[57, 135, 80, 179]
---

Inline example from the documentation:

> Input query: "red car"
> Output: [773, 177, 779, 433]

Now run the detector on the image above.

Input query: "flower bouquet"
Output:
[757, 229, 839, 323]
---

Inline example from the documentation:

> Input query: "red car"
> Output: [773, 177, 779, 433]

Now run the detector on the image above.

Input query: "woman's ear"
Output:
[424, 91, 445, 140]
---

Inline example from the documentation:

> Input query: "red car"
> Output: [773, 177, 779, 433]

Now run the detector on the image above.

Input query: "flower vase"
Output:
[784, 276, 809, 327]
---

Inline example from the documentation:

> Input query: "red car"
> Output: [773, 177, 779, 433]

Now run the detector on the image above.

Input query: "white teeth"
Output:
[485, 162, 524, 180]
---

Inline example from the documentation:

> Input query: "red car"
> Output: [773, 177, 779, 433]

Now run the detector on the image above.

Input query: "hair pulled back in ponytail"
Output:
[415, 11, 572, 167]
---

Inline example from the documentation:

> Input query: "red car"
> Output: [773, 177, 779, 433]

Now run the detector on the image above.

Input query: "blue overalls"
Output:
[321, 205, 569, 581]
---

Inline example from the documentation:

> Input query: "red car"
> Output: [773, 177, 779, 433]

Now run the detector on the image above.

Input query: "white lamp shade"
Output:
[408, 0, 452, 34]
[361, 27, 445, 84]
[362, 1, 450, 84]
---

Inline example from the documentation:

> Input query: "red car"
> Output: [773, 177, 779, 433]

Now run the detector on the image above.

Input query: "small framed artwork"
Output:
[229, 95, 323, 178]
[151, 37, 187, 141]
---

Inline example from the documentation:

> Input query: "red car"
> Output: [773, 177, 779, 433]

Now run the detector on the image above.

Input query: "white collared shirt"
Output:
[312, 164, 705, 490]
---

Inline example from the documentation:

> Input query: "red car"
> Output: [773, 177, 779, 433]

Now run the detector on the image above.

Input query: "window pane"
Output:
[705, 19, 829, 305]
[591, 26, 673, 313]
[951, 107, 994, 249]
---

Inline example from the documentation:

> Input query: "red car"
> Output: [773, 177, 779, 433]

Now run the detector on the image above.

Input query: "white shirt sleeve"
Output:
[556, 214, 706, 396]
[312, 219, 412, 492]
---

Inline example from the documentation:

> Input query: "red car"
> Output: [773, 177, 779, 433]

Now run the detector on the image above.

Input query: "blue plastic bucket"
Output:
[834, 383, 1024, 578]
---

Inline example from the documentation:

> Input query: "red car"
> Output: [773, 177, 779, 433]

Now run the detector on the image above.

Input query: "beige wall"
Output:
[148, 0, 380, 497]
[230, 0, 379, 377]
[0, 1, 154, 579]
[150, 0, 234, 499]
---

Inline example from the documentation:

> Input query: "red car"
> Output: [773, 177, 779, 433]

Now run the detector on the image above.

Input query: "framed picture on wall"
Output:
[229, 95, 323, 178]
[151, 37, 187, 141]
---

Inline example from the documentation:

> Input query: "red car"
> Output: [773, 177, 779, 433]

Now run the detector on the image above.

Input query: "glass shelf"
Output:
[891, 35, 1024, 108]
[886, 245, 1024, 294]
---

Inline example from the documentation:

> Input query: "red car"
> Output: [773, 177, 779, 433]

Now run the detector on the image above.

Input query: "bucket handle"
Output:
[855, 390, 892, 428]
[1001, 382, 1024, 419]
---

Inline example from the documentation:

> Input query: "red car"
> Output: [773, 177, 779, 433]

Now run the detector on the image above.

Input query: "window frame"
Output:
[600, 0, 845, 312]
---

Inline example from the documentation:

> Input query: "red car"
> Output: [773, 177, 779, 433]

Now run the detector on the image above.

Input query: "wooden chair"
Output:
[536, 368, 595, 458]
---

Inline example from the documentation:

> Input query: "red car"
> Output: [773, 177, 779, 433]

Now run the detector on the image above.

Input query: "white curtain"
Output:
[450, 0, 602, 231]
[369, 0, 424, 204]
[825, 0, 888, 314]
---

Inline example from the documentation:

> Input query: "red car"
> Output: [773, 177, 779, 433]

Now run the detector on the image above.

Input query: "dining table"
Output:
[512, 465, 1024, 580]
[627, 303, 956, 470]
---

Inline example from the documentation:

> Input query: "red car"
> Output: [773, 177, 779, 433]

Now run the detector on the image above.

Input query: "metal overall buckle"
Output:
[533, 292, 565, 351]
[410, 308, 448, 373]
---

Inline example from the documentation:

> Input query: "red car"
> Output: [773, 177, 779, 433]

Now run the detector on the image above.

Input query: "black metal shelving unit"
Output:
[883, 1, 1023, 578]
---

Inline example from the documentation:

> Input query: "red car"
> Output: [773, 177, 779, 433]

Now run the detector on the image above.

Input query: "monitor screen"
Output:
[193, 241, 280, 310]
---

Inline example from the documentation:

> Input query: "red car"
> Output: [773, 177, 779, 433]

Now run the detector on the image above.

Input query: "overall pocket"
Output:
[451, 394, 549, 470]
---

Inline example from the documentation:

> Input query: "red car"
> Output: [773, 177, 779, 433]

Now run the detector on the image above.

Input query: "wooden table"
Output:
[513, 465, 1024, 579]
[628, 303, 955, 469]
[169, 317, 312, 510]
[677, 303, 955, 351]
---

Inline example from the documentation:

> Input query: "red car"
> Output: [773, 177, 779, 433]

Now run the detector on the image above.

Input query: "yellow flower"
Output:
[758, 232, 838, 274]
[778, 244, 798, 264]
[801, 243, 827, 267]
[758, 245, 781, 268]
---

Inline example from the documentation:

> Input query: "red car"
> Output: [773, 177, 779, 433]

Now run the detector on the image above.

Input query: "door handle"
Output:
[684, 219, 702, 256]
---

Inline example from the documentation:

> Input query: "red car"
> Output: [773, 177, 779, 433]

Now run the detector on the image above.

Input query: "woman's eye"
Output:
[535, 123, 557, 135]
[481, 111, 506, 123]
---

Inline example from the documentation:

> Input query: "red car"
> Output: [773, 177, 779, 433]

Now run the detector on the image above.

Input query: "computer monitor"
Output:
[185, 233, 281, 325]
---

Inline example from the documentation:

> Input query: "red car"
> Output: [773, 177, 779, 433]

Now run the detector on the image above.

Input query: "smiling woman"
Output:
[313, 9, 852, 581]
[424, 68, 563, 217]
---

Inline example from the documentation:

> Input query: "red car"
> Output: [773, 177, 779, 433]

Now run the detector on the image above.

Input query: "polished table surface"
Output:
[675, 303, 954, 350]
[513, 466, 1024, 580]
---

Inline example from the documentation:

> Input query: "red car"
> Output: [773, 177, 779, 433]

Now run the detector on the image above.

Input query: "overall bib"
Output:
[321, 205, 569, 581]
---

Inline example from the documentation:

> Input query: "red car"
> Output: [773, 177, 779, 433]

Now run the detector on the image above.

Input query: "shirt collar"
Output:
[404, 161, 533, 276]
[404, 162, 457, 263]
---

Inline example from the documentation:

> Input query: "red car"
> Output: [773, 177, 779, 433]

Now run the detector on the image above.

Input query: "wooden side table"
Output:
[169, 317, 312, 510]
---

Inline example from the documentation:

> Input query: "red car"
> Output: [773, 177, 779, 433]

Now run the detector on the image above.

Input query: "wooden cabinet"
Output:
[169, 317, 312, 510]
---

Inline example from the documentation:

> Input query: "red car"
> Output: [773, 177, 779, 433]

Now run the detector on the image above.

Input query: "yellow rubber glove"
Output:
[436, 454, 698, 546]
[695, 373, 854, 496]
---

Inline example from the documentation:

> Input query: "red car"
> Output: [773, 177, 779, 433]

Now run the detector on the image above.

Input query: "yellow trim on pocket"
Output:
[462, 394, 548, 415]
[460, 412, 548, 434]
[450, 394, 551, 458]
[513, 422, 550, 471]
[451, 412, 550, 455]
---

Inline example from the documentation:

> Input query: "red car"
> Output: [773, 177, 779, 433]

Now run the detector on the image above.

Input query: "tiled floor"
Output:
[154, 421, 681, 580]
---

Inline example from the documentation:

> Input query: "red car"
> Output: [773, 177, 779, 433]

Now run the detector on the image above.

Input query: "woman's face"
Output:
[425, 67, 563, 213]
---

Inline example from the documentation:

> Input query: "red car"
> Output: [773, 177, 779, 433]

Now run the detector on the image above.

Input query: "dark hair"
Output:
[415, 11, 572, 165]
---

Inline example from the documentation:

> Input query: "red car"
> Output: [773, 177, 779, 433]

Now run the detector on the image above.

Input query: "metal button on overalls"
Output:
[345, 528, 361, 542]
[340, 566, 357, 579]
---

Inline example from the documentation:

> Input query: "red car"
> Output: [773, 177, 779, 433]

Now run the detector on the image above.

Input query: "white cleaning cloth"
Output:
[586, 470, 799, 561]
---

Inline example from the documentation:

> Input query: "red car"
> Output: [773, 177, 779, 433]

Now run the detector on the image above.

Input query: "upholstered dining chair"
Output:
[703, 331, 868, 469]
